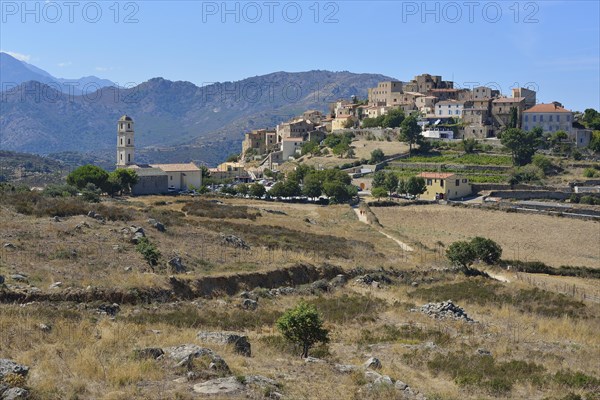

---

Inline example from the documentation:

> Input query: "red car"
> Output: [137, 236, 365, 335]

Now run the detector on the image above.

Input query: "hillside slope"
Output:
[0, 71, 394, 165]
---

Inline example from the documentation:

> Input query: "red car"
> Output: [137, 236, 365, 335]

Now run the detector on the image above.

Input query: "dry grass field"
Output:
[372, 204, 600, 269]
[1, 193, 600, 400]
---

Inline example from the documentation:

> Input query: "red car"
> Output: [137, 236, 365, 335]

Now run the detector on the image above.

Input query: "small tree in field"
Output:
[470, 237, 502, 265]
[446, 241, 476, 270]
[276, 301, 329, 358]
[371, 186, 388, 201]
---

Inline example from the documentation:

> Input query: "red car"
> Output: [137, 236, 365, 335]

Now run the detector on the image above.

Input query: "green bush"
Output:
[276, 301, 329, 358]
[135, 237, 161, 266]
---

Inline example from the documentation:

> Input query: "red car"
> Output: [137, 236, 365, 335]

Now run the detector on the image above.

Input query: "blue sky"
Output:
[1, 0, 599, 110]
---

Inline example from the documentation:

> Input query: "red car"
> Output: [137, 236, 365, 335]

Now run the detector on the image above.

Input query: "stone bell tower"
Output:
[116, 115, 134, 168]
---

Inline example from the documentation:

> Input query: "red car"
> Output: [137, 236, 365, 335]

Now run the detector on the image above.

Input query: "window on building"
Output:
[127, 139, 130, 145]
[549, 115, 553, 122]
[120, 154, 122, 160]
[170, 176, 173, 181]
[427, 179, 432, 185]
[540, 115, 544, 122]
[524, 115, 528, 122]
[455, 179, 460, 186]
[120, 138, 123, 145]
[556, 115, 560, 122]
[533, 115, 537, 122]
[462, 179, 468, 183]
[567, 115, 571, 122]
[128, 123, 131, 129]
[440, 180, 444, 188]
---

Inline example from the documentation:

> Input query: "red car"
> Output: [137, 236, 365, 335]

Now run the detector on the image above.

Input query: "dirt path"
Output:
[353, 208, 413, 252]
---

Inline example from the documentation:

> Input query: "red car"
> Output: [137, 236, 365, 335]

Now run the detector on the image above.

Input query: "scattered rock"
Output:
[334, 364, 358, 374]
[394, 380, 408, 390]
[477, 348, 491, 356]
[374, 375, 394, 385]
[134, 348, 164, 360]
[0, 359, 29, 379]
[411, 281, 419, 287]
[10, 274, 27, 283]
[267, 287, 297, 296]
[97, 303, 120, 317]
[364, 357, 382, 370]
[329, 274, 347, 287]
[168, 257, 186, 273]
[164, 344, 229, 373]
[355, 273, 392, 286]
[124, 266, 132, 272]
[241, 298, 258, 310]
[220, 234, 249, 250]
[127, 226, 146, 244]
[197, 331, 251, 357]
[48, 282, 62, 289]
[304, 217, 316, 224]
[239, 291, 258, 301]
[38, 323, 51, 332]
[87, 211, 96, 218]
[310, 279, 330, 292]
[412, 300, 474, 322]
[192, 376, 244, 396]
[3, 243, 15, 249]
[148, 219, 166, 232]
[52, 216, 61, 222]
[1, 387, 30, 399]
[304, 357, 325, 364]
[364, 370, 383, 382]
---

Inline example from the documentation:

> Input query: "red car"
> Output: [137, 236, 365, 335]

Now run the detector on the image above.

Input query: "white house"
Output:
[435, 100, 466, 119]
[281, 137, 304, 160]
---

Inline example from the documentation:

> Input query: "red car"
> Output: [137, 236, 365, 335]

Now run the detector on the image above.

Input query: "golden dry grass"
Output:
[372, 204, 600, 269]
[2, 194, 600, 399]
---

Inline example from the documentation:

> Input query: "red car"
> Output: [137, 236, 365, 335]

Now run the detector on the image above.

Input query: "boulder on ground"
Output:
[97, 303, 120, 317]
[196, 331, 251, 357]
[134, 348, 164, 360]
[1, 387, 30, 399]
[164, 344, 230, 373]
[148, 219, 166, 232]
[168, 257, 186, 273]
[220, 234, 249, 250]
[364, 357, 382, 370]
[241, 299, 258, 310]
[0, 359, 29, 379]
[192, 376, 244, 396]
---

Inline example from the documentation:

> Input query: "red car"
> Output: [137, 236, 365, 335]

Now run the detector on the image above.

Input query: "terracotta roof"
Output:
[150, 162, 200, 172]
[418, 172, 456, 179]
[523, 103, 572, 113]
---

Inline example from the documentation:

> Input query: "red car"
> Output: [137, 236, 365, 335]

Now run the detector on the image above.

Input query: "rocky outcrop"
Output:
[412, 300, 475, 322]
[164, 344, 229, 373]
[220, 234, 249, 250]
[0, 359, 29, 399]
[196, 331, 251, 357]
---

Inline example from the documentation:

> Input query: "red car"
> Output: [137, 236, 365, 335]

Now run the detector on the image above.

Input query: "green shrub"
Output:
[135, 237, 160, 266]
[276, 301, 329, 358]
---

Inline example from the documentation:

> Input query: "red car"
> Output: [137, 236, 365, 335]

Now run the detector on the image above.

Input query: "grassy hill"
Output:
[0, 191, 598, 399]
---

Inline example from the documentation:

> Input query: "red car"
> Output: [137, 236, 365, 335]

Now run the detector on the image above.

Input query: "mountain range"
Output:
[0, 52, 116, 95]
[0, 54, 394, 166]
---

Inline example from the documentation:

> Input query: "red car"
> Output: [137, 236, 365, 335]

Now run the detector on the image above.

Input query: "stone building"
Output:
[115, 115, 202, 194]
[522, 102, 573, 133]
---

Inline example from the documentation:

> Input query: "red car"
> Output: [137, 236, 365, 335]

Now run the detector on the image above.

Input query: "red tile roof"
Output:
[418, 172, 456, 179]
[524, 103, 572, 113]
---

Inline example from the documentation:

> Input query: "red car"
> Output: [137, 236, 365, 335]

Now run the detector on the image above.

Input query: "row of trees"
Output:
[370, 170, 426, 200]
[269, 166, 358, 203]
[66, 165, 139, 196]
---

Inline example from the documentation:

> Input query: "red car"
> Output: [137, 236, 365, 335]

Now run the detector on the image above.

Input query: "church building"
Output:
[116, 115, 202, 195]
